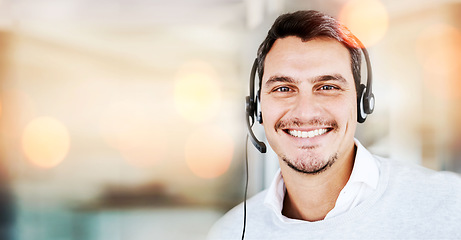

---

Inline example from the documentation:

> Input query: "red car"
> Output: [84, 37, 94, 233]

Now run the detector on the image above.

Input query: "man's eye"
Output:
[320, 85, 337, 91]
[275, 86, 291, 92]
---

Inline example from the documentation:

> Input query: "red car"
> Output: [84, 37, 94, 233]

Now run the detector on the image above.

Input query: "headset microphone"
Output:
[245, 58, 267, 153]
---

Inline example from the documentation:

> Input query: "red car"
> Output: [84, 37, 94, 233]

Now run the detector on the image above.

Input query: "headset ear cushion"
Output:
[245, 96, 255, 123]
[364, 92, 375, 115]
[357, 84, 367, 123]
[256, 91, 263, 124]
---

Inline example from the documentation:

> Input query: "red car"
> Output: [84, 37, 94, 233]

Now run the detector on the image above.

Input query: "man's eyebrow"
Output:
[264, 74, 348, 87]
[264, 76, 298, 87]
[312, 74, 348, 84]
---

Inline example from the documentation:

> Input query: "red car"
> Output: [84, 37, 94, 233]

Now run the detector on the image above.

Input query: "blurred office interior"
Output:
[0, 0, 461, 239]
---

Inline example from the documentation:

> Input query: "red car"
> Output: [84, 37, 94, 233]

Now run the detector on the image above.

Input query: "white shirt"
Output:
[263, 139, 380, 222]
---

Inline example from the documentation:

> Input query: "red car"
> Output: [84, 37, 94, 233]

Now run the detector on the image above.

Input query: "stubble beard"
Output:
[281, 152, 338, 175]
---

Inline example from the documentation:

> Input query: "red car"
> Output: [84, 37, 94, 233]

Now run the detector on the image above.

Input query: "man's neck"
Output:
[280, 146, 356, 222]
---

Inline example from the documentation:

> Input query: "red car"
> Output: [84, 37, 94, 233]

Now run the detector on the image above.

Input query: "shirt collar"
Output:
[263, 138, 380, 216]
[263, 168, 285, 215]
[350, 138, 380, 189]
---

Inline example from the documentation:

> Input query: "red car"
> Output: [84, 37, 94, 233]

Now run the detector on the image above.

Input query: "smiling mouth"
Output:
[285, 128, 332, 138]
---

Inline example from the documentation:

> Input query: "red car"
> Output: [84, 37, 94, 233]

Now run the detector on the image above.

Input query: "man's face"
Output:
[260, 36, 357, 174]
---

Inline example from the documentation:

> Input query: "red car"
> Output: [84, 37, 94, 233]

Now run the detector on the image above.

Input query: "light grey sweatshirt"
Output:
[208, 157, 461, 239]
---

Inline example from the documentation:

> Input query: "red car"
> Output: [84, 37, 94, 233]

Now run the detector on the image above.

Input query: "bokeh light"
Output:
[1, 89, 37, 139]
[339, 0, 389, 47]
[174, 60, 222, 123]
[185, 126, 234, 179]
[416, 24, 461, 100]
[99, 101, 167, 167]
[22, 117, 70, 168]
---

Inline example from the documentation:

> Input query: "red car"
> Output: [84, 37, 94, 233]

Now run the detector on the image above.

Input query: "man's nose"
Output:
[290, 92, 322, 119]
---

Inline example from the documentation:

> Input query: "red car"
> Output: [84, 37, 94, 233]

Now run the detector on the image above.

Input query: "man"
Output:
[208, 10, 461, 239]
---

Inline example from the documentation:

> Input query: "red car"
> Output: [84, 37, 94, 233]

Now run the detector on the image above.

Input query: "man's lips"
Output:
[284, 128, 333, 138]
[276, 118, 339, 139]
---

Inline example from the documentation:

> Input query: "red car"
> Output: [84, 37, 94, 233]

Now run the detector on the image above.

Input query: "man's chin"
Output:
[281, 153, 338, 175]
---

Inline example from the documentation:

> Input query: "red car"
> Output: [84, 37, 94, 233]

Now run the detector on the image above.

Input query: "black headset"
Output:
[245, 47, 375, 153]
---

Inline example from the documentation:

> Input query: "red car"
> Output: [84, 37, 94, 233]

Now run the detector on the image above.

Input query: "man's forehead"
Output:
[268, 36, 349, 58]
[263, 36, 354, 83]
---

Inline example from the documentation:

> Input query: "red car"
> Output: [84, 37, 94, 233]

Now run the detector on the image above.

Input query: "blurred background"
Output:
[0, 0, 460, 239]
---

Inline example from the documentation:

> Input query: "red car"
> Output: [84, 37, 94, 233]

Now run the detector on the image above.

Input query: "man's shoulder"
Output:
[373, 157, 461, 236]
[217, 189, 268, 221]
[381, 156, 461, 184]
[207, 190, 268, 240]
[377, 156, 461, 201]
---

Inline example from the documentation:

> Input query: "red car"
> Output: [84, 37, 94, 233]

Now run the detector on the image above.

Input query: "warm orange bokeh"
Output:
[22, 117, 70, 168]
[174, 60, 222, 123]
[185, 127, 234, 179]
[1, 89, 37, 139]
[339, 0, 389, 47]
[416, 24, 461, 100]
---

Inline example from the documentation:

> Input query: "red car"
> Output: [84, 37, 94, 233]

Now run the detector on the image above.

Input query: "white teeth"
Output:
[302, 131, 308, 138]
[288, 128, 328, 138]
